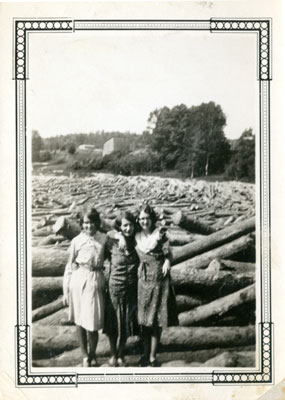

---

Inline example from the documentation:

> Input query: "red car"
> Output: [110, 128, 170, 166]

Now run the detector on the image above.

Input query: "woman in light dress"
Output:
[63, 207, 105, 367]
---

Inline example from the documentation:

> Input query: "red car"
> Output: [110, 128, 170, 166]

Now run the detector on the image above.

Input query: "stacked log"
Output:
[32, 248, 67, 277]
[171, 235, 254, 274]
[171, 217, 255, 264]
[32, 324, 255, 359]
[178, 284, 255, 326]
[32, 297, 64, 322]
[31, 173, 256, 367]
[33, 346, 256, 368]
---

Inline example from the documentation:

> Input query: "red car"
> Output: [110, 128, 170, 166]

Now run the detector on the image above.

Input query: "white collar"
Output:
[136, 229, 160, 253]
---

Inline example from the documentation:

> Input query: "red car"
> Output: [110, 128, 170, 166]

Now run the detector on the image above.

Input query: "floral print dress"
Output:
[135, 229, 178, 328]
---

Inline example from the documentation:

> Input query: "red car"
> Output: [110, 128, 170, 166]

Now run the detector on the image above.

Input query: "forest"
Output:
[32, 101, 255, 182]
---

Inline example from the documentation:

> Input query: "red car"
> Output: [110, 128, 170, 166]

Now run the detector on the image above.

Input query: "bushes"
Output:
[66, 128, 255, 182]
[225, 129, 255, 183]
[87, 157, 104, 170]
[106, 151, 161, 175]
[32, 131, 52, 163]
[32, 130, 44, 162]
[71, 160, 82, 170]
[67, 143, 76, 155]
[69, 149, 162, 176]
[38, 150, 52, 162]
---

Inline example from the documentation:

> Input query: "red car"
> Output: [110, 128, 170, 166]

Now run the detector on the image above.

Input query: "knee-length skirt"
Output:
[68, 267, 105, 332]
[137, 254, 178, 328]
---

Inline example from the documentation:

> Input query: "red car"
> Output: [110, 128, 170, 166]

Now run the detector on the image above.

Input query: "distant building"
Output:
[78, 144, 96, 152]
[103, 137, 130, 156]
[77, 145, 103, 157]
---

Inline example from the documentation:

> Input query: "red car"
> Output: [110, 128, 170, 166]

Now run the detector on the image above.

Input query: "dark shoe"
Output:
[138, 356, 149, 367]
[149, 359, 160, 367]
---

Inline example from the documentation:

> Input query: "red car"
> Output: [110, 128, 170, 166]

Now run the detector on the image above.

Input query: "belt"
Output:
[79, 264, 102, 272]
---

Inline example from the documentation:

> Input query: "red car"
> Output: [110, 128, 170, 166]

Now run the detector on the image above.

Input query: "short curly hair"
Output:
[79, 207, 101, 229]
[114, 211, 137, 233]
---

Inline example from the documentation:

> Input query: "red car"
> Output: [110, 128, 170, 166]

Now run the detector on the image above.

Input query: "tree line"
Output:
[32, 101, 255, 182]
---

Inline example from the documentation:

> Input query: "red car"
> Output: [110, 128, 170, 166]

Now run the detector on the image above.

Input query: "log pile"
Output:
[31, 173, 256, 368]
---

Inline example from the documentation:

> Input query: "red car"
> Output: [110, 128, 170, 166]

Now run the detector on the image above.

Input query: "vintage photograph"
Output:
[1, 0, 284, 396]
[28, 25, 260, 371]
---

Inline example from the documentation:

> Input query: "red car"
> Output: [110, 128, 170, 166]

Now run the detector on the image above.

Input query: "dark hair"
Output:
[114, 211, 136, 233]
[79, 207, 101, 229]
[137, 204, 157, 230]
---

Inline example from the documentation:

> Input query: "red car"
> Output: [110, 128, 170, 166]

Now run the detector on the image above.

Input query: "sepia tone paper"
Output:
[0, 1, 284, 399]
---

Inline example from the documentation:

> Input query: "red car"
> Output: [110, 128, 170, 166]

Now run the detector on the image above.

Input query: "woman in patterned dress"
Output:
[103, 211, 139, 367]
[63, 207, 105, 367]
[136, 204, 178, 367]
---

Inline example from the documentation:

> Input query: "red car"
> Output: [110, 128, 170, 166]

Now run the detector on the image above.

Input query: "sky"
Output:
[26, 29, 259, 140]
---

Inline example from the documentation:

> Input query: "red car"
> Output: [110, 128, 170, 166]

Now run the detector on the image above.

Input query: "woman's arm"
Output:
[162, 258, 171, 277]
[62, 239, 77, 305]
[161, 229, 172, 276]
[101, 234, 112, 282]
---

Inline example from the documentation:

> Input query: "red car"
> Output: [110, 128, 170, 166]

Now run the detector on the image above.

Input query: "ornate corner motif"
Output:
[210, 19, 271, 81]
[15, 20, 73, 80]
[212, 323, 272, 384]
[16, 325, 77, 386]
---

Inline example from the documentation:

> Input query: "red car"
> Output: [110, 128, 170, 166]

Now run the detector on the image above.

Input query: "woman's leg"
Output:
[117, 306, 127, 362]
[117, 334, 127, 366]
[76, 326, 88, 362]
[87, 330, 99, 364]
[150, 326, 162, 364]
[112, 293, 128, 365]
[140, 326, 151, 365]
[107, 304, 119, 366]
[108, 333, 118, 365]
[117, 338, 126, 359]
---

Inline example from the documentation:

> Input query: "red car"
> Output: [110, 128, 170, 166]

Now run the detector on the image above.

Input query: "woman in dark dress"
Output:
[103, 211, 139, 367]
[135, 204, 178, 367]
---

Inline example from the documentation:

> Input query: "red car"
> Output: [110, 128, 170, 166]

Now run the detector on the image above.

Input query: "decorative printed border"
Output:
[210, 19, 271, 81]
[212, 323, 272, 384]
[16, 326, 77, 386]
[14, 20, 73, 80]
[14, 18, 272, 386]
